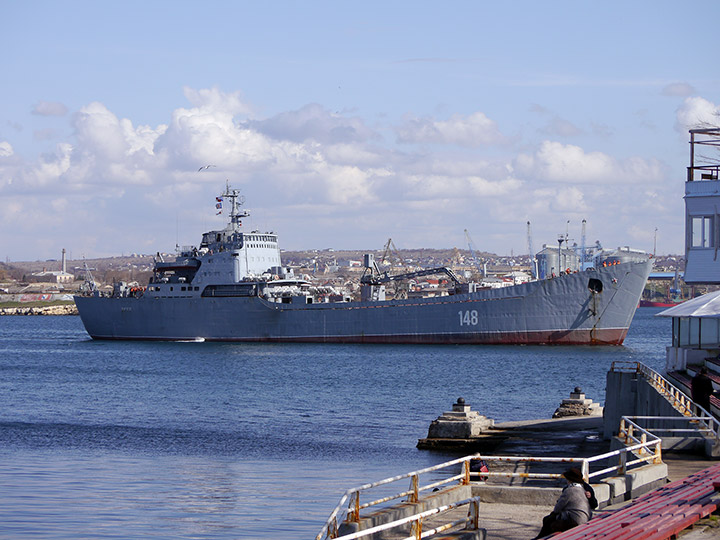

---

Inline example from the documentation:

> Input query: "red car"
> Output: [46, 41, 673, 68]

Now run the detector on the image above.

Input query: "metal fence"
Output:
[611, 360, 720, 444]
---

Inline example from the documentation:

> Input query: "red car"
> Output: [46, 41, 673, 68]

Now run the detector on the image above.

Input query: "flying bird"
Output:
[198, 164, 216, 172]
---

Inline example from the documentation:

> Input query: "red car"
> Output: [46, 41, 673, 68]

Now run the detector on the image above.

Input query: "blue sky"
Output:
[2, 1, 719, 261]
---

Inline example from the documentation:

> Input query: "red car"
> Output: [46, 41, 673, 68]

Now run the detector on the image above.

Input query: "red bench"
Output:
[706, 357, 720, 371]
[667, 371, 691, 393]
[550, 464, 720, 540]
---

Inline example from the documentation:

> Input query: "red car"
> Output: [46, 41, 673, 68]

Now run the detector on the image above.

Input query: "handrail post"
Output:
[411, 518, 422, 540]
[654, 440, 662, 464]
[470, 499, 479, 530]
[409, 474, 419, 503]
[640, 432, 647, 455]
[581, 460, 589, 483]
[463, 459, 470, 485]
[619, 449, 627, 475]
[328, 517, 338, 539]
[349, 492, 360, 523]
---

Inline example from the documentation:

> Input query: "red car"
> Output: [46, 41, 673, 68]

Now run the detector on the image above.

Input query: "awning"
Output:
[657, 290, 720, 318]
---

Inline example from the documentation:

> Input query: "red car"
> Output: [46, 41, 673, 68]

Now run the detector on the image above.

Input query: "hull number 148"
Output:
[459, 310, 478, 326]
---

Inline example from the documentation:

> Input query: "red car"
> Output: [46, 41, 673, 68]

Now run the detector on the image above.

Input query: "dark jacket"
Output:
[692, 372, 714, 409]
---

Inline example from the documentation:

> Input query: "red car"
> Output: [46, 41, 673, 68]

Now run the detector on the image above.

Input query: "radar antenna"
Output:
[220, 181, 250, 231]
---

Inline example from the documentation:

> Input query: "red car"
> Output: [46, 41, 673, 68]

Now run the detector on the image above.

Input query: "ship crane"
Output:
[464, 229, 484, 277]
[361, 266, 462, 287]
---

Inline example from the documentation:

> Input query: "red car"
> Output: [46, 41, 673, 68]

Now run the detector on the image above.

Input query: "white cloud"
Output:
[32, 101, 68, 116]
[530, 105, 582, 137]
[675, 97, 720, 132]
[0, 87, 686, 260]
[396, 112, 505, 146]
[662, 83, 695, 97]
[543, 117, 582, 137]
[155, 88, 273, 171]
[74, 102, 166, 162]
[515, 141, 662, 184]
[21, 142, 73, 187]
[183, 87, 253, 116]
[251, 104, 377, 144]
[552, 186, 588, 212]
[0, 141, 13, 157]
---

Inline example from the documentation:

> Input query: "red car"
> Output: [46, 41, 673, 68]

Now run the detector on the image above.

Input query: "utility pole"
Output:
[581, 219, 587, 270]
[653, 228, 658, 257]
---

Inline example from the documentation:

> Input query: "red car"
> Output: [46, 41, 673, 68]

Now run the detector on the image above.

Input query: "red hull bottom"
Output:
[639, 300, 682, 308]
[90, 327, 629, 346]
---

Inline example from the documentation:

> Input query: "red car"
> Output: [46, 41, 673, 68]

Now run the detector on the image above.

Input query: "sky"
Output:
[2, 1, 720, 262]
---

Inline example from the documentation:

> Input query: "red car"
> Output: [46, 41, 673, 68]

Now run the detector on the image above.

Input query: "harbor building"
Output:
[30, 248, 74, 284]
[660, 128, 720, 369]
[682, 127, 720, 284]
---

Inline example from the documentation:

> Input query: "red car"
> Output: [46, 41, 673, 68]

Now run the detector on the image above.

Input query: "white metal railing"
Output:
[585, 416, 663, 478]
[330, 496, 482, 540]
[316, 455, 472, 540]
[316, 431, 662, 540]
[626, 416, 717, 438]
[611, 361, 720, 443]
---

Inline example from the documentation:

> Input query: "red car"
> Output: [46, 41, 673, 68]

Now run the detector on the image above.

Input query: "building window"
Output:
[691, 216, 713, 248]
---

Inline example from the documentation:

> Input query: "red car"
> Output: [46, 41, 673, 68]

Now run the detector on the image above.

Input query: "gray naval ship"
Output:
[75, 185, 652, 344]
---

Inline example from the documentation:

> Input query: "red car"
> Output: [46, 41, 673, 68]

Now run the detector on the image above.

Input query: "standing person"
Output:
[692, 365, 714, 413]
[533, 468, 591, 539]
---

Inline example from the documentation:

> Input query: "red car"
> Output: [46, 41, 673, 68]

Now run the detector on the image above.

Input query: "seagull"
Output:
[198, 164, 216, 172]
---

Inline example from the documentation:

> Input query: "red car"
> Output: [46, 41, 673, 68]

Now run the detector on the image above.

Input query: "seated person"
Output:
[534, 467, 591, 539]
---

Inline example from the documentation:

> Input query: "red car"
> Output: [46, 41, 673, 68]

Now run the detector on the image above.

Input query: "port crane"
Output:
[379, 238, 412, 299]
[464, 229, 484, 276]
[380, 238, 408, 272]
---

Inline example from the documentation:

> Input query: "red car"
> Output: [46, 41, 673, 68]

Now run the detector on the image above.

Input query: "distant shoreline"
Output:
[0, 303, 78, 316]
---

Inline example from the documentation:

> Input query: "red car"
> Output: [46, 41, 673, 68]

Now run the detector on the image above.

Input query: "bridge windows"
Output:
[690, 216, 713, 248]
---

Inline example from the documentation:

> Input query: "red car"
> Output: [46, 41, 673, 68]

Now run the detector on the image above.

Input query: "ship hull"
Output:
[74, 260, 652, 345]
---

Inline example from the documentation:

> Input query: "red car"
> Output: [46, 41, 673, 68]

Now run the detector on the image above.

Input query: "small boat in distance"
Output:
[639, 300, 685, 308]
[74, 184, 653, 345]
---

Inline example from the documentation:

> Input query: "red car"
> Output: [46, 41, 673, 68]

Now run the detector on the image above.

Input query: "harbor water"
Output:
[0, 309, 668, 539]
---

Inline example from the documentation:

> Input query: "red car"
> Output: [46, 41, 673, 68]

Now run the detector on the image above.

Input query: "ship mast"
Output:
[221, 181, 250, 231]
